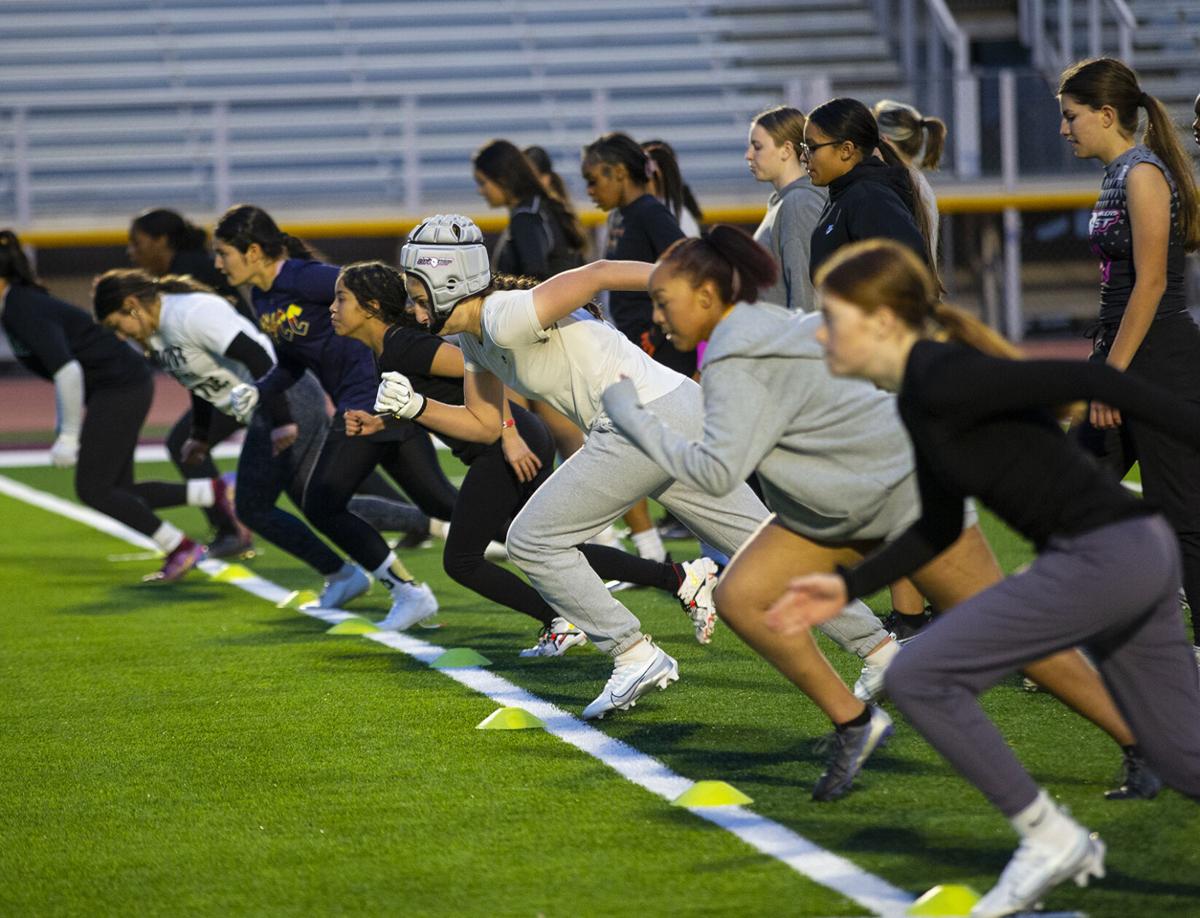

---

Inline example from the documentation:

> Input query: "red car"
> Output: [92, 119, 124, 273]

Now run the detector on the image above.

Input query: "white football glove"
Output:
[375, 371, 426, 420]
[50, 432, 80, 468]
[228, 384, 260, 423]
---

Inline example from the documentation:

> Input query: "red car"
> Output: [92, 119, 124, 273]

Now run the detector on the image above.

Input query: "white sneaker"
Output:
[315, 563, 371, 609]
[970, 827, 1106, 917]
[676, 557, 719, 644]
[518, 616, 588, 657]
[375, 581, 439, 631]
[581, 637, 679, 720]
[483, 540, 509, 562]
[587, 524, 624, 549]
[853, 638, 900, 702]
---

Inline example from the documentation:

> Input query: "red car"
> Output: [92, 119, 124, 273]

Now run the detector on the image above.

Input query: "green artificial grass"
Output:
[1, 459, 1197, 918]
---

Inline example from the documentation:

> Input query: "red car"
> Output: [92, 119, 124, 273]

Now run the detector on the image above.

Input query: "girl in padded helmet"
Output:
[376, 214, 890, 722]
[213, 204, 446, 628]
[331, 260, 714, 649]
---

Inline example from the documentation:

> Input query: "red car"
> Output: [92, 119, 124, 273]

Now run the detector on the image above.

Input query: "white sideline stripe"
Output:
[0, 471, 1081, 918]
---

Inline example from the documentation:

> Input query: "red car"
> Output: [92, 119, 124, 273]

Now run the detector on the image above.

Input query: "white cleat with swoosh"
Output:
[582, 637, 679, 720]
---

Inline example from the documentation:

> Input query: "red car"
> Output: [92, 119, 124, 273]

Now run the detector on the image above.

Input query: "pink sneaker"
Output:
[144, 539, 206, 583]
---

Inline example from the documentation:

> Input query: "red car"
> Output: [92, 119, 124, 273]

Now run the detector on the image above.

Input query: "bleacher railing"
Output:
[1019, 0, 1136, 72]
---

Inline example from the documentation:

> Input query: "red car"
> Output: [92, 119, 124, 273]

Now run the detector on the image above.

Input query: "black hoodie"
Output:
[808, 158, 928, 280]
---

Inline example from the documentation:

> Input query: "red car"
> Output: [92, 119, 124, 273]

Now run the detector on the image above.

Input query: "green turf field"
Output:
[1, 457, 1197, 918]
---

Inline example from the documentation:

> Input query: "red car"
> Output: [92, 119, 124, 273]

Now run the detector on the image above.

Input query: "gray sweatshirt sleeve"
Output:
[777, 188, 825, 312]
[602, 362, 791, 497]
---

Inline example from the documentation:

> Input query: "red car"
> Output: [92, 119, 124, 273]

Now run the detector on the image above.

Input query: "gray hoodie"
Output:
[752, 176, 827, 312]
[602, 302, 919, 541]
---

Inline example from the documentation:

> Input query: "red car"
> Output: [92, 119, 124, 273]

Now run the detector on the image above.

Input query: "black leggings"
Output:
[1078, 312, 1200, 638]
[444, 406, 679, 627]
[302, 422, 458, 571]
[75, 378, 187, 537]
[166, 407, 243, 535]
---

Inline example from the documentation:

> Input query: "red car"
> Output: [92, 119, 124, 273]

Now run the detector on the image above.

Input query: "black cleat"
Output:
[881, 609, 931, 644]
[812, 705, 893, 802]
[1104, 748, 1162, 800]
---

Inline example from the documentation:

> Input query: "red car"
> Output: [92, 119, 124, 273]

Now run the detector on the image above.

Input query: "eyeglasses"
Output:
[799, 140, 842, 158]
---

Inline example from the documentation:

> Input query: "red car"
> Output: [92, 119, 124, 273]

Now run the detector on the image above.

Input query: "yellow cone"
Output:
[326, 617, 379, 635]
[211, 563, 254, 582]
[476, 707, 545, 730]
[431, 648, 492, 668]
[277, 589, 320, 609]
[671, 780, 753, 808]
[907, 884, 981, 916]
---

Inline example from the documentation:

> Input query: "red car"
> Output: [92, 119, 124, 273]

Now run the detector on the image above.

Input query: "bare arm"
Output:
[530, 260, 653, 329]
[413, 367, 506, 444]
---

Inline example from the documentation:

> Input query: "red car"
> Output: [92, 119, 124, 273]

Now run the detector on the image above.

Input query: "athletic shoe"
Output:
[375, 581, 439, 631]
[316, 563, 372, 609]
[1104, 748, 1162, 800]
[852, 639, 900, 703]
[393, 526, 432, 550]
[483, 541, 509, 562]
[144, 539, 205, 583]
[881, 608, 931, 644]
[970, 828, 1106, 917]
[676, 557, 719, 644]
[582, 637, 679, 720]
[657, 519, 693, 541]
[518, 617, 588, 657]
[206, 529, 256, 560]
[811, 705, 893, 801]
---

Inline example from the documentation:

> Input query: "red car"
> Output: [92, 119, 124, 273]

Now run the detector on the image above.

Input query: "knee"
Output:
[504, 519, 540, 569]
[442, 549, 480, 587]
[882, 647, 931, 707]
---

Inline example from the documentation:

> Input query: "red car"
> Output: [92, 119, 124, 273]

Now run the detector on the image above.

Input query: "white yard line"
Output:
[0, 460, 1089, 918]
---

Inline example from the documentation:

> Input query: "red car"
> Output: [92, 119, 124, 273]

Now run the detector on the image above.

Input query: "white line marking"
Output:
[0, 469, 1071, 918]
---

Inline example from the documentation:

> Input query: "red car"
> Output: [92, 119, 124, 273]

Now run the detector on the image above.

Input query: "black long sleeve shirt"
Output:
[840, 340, 1200, 600]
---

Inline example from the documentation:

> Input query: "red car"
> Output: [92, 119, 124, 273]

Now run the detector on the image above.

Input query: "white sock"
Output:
[372, 552, 413, 593]
[864, 636, 900, 666]
[614, 634, 653, 662]
[631, 528, 666, 562]
[186, 478, 216, 507]
[151, 522, 185, 553]
[1010, 790, 1081, 847]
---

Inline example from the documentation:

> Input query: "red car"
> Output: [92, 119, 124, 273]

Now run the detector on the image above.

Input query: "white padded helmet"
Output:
[399, 214, 491, 316]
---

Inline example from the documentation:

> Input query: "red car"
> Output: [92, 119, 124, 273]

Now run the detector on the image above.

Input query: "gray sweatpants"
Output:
[507, 379, 886, 656]
[886, 513, 1200, 815]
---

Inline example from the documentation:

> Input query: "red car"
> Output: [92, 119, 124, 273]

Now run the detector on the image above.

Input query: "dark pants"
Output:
[886, 514, 1200, 816]
[443, 405, 678, 626]
[166, 407, 243, 536]
[76, 377, 185, 536]
[1077, 313, 1200, 639]
[302, 421, 458, 571]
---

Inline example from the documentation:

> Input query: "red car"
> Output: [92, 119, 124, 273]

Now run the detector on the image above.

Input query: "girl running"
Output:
[212, 205, 446, 628]
[602, 226, 1149, 801]
[1060, 59, 1200, 660]
[91, 268, 408, 610]
[768, 238, 1200, 917]
[0, 231, 216, 582]
[331, 260, 712, 646]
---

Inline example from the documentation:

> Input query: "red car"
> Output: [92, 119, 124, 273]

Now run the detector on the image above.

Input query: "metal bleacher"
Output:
[0, 0, 909, 225]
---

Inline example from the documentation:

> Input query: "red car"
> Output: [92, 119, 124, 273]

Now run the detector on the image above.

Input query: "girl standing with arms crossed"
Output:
[1060, 59, 1200, 660]
[768, 239, 1200, 917]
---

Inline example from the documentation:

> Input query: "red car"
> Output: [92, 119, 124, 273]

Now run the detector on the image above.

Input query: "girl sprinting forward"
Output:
[768, 239, 1200, 917]
[331, 260, 712, 646]
[213, 205, 446, 627]
[0, 232, 220, 582]
[602, 226, 1152, 801]
[92, 269, 392, 608]
[374, 214, 773, 719]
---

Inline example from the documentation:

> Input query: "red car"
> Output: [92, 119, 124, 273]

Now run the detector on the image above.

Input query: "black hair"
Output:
[474, 139, 586, 251]
[213, 204, 315, 260]
[807, 97, 940, 286]
[658, 224, 778, 304]
[93, 268, 213, 321]
[523, 144, 570, 201]
[0, 230, 46, 291]
[642, 140, 703, 225]
[129, 208, 208, 253]
[581, 132, 653, 188]
[337, 261, 410, 326]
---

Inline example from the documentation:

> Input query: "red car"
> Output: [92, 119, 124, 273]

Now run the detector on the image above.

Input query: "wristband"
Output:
[500, 418, 516, 431]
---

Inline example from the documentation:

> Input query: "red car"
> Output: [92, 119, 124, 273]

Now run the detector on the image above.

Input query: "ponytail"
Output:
[214, 204, 316, 261]
[92, 268, 214, 321]
[930, 302, 1022, 360]
[873, 100, 946, 170]
[1142, 95, 1200, 252]
[0, 230, 46, 291]
[657, 224, 778, 305]
[876, 138, 941, 288]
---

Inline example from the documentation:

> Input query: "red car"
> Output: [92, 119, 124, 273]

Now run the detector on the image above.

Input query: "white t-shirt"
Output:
[148, 292, 276, 414]
[458, 288, 682, 431]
